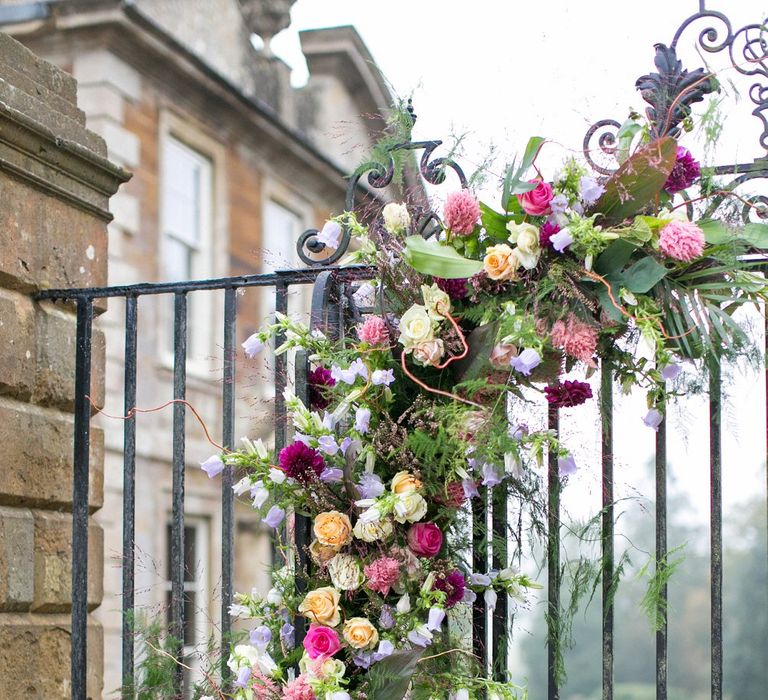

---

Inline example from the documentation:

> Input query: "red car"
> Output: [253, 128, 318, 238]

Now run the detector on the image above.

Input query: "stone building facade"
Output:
[1, 0, 402, 695]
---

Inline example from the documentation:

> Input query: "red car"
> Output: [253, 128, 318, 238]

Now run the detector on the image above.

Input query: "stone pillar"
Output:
[0, 33, 129, 699]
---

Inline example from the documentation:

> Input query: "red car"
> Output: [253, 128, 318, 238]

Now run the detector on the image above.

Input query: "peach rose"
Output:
[342, 617, 379, 650]
[391, 471, 422, 495]
[299, 586, 341, 627]
[483, 244, 518, 281]
[313, 511, 352, 549]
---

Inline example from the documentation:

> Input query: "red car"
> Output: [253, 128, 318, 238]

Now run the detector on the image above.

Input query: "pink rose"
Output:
[303, 624, 341, 660]
[489, 342, 518, 369]
[517, 180, 553, 216]
[407, 522, 443, 558]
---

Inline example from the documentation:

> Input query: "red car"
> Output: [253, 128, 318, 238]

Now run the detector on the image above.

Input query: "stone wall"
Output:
[0, 32, 128, 699]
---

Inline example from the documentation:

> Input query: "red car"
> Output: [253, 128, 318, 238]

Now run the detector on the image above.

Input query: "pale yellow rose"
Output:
[298, 586, 341, 627]
[483, 243, 518, 280]
[393, 492, 428, 523]
[353, 517, 394, 543]
[398, 304, 434, 349]
[421, 284, 451, 320]
[382, 202, 411, 235]
[391, 471, 422, 495]
[506, 221, 541, 270]
[313, 511, 353, 549]
[327, 553, 365, 591]
[412, 338, 445, 367]
[342, 617, 379, 650]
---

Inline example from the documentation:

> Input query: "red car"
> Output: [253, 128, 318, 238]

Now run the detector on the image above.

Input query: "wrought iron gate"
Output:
[37, 4, 768, 699]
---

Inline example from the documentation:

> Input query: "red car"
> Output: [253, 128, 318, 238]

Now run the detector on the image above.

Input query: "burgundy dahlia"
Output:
[544, 380, 593, 409]
[539, 221, 561, 249]
[308, 366, 336, 410]
[278, 442, 325, 485]
[435, 569, 466, 608]
[664, 147, 701, 194]
[435, 277, 469, 300]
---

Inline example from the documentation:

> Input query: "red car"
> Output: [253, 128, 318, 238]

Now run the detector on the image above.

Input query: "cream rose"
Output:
[483, 243, 518, 281]
[327, 553, 365, 591]
[382, 202, 411, 235]
[412, 338, 445, 367]
[309, 539, 339, 566]
[421, 284, 451, 320]
[391, 471, 422, 495]
[394, 492, 428, 523]
[299, 586, 341, 627]
[313, 511, 353, 549]
[353, 517, 394, 543]
[398, 304, 434, 349]
[342, 617, 379, 650]
[507, 221, 541, 270]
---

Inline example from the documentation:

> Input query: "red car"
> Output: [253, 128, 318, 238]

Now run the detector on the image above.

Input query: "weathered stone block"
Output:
[0, 398, 104, 511]
[0, 612, 103, 699]
[32, 511, 103, 612]
[0, 506, 34, 611]
[0, 288, 35, 401]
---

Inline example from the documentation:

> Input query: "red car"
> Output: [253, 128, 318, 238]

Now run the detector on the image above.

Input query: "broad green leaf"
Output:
[403, 236, 483, 279]
[743, 223, 768, 249]
[620, 255, 668, 293]
[699, 219, 732, 245]
[453, 323, 498, 382]
[616, 120, 643, 164]
[591, 137, 677, 225]
[367, 650, 423, 700]
[594, 239, 638, 276]
[501, 136, 545, 209]
[480, 202, 515, 240]
[595, 284, 625, 322]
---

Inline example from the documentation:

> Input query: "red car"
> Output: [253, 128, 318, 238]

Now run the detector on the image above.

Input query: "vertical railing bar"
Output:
[71, 297, 93, 700]
[170, 292, 187, 696]
[655, 413, 668, 700]
[293, 349, 311, 648]
[709, 360, 723, 700]
[547, 406, 561, 700]
[491, 484, 508, 681]
[601, 363, 614, 700]
[273, 282, 289, 573]
[220, 288, 236, 683]
[472, 485, 489, 677]
[121, 295, 138, 697]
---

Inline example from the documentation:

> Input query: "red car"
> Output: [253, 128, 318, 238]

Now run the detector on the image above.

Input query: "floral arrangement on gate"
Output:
[197, 103, 768, 699]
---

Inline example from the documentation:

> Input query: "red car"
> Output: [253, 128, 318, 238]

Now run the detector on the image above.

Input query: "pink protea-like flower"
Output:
[308, 366, 336, 410]
[364, 556, 401, 597]
[435, 480, 467, 508]
[249, 669, 280, 700]
[435, 277, 469, 300]
[435, 569, 466, 608]
[659, 220, 705, 262]
[279, 442, 325, 485]
[664, 147, 701, 193]
[358, 316, 390, 346]
[283, 676, 316, 700]
[539, 221, 561, 249]
[443, 190, 481, 236]
[544, 380, 593, 408]
[550, 314, 599, 366]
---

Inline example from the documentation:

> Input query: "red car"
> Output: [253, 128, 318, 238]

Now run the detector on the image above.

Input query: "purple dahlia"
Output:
[435, 277, 469, 300]
[664, 147, 701, 194]
[308, 366, 336, 410]
[435, 569, 466, 608]
[544, 380, 593, 409]
[278, 442, 325, 485]
[539, 221, 561, 249]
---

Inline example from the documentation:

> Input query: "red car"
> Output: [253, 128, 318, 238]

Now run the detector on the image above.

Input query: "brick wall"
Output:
[0, 33, 128, 699]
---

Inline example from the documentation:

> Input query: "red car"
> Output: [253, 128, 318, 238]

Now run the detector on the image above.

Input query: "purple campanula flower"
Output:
[550, 228, 574, 253]
[481, 463, 502, 487]
[320, 467, 344, 483]
[317, 435, 339, 456]
[470, 573, 491, 586]
[484, 588, 498, 612]
[317, 220, 342, 249]
[427, 608, 446, 631]
[280, 622, 295, 649]
[349, 358, 369, 380]
[340, 436, 353, 455]
[579, 175, 605, 205]
[200, 455, 224, 479]
[371, 369, 395, 386]
[375, 640, 395, 660]
[463, 588, 477, 604]
[352, 651, 374, 669]
[643, 408, 664, 431]
[234, 667, 251, 688]
[558, 455, 578, 476]
[407, 627, 433, 647]
[357, 472, 385, 499]
[321, 411, 337, 431]
[354, 406, 371, 434]
[263, 505, 285, 529]
[660, 363, 681, 381]
[549, 193, 569, 214]
[242, 333, 264, 358]
[379, 605, 395, 630]
[292, 432, 312, 446]
[462, 478, 480, 499]
[249, 625, 272, 651]
[331, 364, 357, 385]
[510, 348, 541, 376]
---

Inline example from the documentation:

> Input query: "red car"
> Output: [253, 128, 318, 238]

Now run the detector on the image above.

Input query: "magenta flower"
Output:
[659, 220, 705, 262]
[664, 147, 701, 193]
[539, 221, 561, 249]
[443, 190, 481, 236]
[303, 624, 341, 660]
[435, 569, 466, 608]
[308, 366, 336, 410]
[435, 277, 469, 300]
[278, 442, 325, 485]
[544, 380, 593, 408]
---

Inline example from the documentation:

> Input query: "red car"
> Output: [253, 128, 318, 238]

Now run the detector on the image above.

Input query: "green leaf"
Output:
[591, 137, 678, 225]
[367, 650, 423, 700]
[616, 120, 643, 164]
[480, 202, 515, 240]
[743, 223, 768, 249]
[699, 219, 732, 245]
[620, 255, 668, 293]
[594, 239, 638, 276]
[501, 136, 545, 209]
[595, 283, 625, 322]
[452, 322, 498, 382]
[403, 236, 483, 279]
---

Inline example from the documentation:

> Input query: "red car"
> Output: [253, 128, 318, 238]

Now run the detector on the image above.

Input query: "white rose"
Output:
[398, 305, 434, 349]
[506, 221, 542, 270]
[353, 517, 394, 542]
[393, 492, 428, 523]
[382, 202, 411, 234]
[327, 553, 365, 591]
[412, 338, 445, 367]
[421, 284, 451, 320]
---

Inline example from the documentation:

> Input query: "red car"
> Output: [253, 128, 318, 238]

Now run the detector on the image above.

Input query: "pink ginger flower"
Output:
[550, 315, 598, 366]
[659, 220, 705, 262]
[283, 676, 316, 700]
[364, 556, 401, 596]
[250, 668, 280, 700]
[358, 316, 390, 346]
[444, 190, 481, 236]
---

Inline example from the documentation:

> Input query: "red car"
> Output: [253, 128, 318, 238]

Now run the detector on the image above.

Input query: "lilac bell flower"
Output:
[280, 622, 295, 649]
[355, 406, 371, 434]
[200, 455, 224, 479]
[320, 468, 344, 483]
[331, 364, 358, 385]
[234, 667, 251, 688]
[579, 175, 605, 205]
[427, 607, 446, 631]
[407, 626, 433, 648]
[352, 651, 374, 669]
[292, 432, 312, 446]
[357, 472, 385, 499]
[263, 505, 285, 529]
[317, 220, 342, 249]
[643, 409, 664, 431]
[463, 588, 477, 604]
[470, 573, 492, 587]
[249, 625, 272, 651]
[462, 478, 480, 499]
[558, 455, 578, 476]
[349, 358, 369, 380]
[242, 333, 264, 358]
[371, 369, 395, 386]
[378, 605, 395, 629]
[484, 588, 498, 612]
[549, 193, 569, 214]
[481, 462, 502, 487]
[317, 435, 340, 456]
[374, 640, 395, 661]
[550, 228, 574, 253]
[511, 348, 541, 376]
[660, 364, 682, 381]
